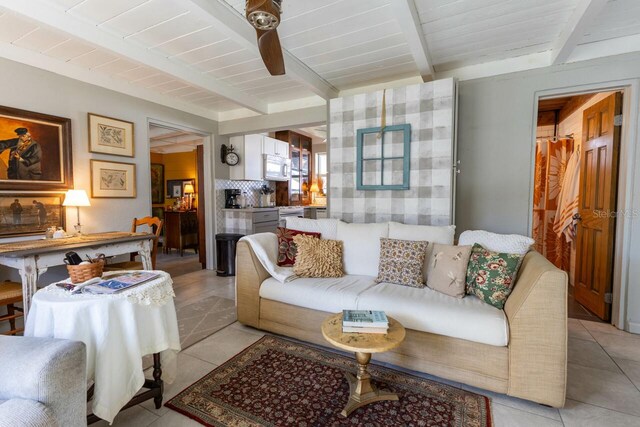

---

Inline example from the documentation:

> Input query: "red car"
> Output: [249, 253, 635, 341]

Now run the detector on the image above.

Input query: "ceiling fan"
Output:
[245, 0, 285, 76]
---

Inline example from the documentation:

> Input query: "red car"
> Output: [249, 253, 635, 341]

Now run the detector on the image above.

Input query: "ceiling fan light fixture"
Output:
[248, 10, 279, 30]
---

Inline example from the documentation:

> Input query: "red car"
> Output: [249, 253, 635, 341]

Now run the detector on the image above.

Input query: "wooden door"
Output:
[196, 145, 206, 269]
[574, 93, 622, 321]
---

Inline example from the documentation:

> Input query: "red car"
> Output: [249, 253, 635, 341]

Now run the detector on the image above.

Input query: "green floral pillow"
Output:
[465, 243, 524, 309]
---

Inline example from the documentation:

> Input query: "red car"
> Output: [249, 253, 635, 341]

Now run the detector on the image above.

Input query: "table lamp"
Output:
[63, 189, 90, 235]
[309, 182, 320, 205]
[183, 183, 195, 210]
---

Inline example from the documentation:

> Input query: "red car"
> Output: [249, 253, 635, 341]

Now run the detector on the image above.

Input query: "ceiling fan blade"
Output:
[257, 28, 285, 76]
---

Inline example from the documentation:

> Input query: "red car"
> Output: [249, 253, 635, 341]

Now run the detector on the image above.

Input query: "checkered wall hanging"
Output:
[328, 78, 455, 226]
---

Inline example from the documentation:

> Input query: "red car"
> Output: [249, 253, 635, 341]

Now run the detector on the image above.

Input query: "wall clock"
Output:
[221, 144, 240, 166]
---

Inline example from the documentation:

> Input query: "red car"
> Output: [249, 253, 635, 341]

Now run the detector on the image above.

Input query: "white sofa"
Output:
[236, 218, 568, 407]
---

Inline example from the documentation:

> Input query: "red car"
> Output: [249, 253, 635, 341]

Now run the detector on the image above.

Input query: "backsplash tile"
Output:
[215, 180, 275, 233]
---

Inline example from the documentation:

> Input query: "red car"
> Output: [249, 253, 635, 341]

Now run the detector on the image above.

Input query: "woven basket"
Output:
[67, 261, 104, 284]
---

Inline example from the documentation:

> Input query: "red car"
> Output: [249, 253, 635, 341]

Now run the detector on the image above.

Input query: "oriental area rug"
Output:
[166, 336, 492, 427]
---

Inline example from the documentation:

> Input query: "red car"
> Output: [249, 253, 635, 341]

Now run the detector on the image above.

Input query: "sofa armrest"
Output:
[0, 336, 87, 427]
[504, 251, 568, 407]
[236, 240, 271, 328]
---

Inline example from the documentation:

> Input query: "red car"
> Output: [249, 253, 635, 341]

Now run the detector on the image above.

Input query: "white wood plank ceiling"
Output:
[0, 0, 636, 121]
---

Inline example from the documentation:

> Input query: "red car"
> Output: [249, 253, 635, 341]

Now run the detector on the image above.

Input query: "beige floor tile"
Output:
[590, 331, 640, 362]
[580, 320, 630, 337]
[567, 363, 640, 416]
[460, 384, 561, 421]
[227, 321, 270, 336]
[183, 324, 264, 366]
[614, 358, 640, 390]
[568, 337, 622, 373]
[148, 409, 203, 427]
[560, 399, 640, 427]
[140, 352, 216, 417]
[96, 405, 159, 427]
[491, 403, 563, 427]
[568, 318, 595, 342]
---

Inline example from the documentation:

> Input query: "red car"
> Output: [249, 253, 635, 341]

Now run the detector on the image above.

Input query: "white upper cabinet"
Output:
[229, 134, 263, 181]
[263, 136, 289, 158]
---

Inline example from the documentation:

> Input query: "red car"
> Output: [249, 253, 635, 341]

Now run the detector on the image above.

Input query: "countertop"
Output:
[221, 207, 278, 213]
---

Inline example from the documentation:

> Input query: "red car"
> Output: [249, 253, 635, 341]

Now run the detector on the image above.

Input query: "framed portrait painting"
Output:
[0, 193, 65, 238]
[0, 105, 73, 191]
[90, 159, 136, 198]
[88, 113, 134, 157]
[150, 163, 164, 204]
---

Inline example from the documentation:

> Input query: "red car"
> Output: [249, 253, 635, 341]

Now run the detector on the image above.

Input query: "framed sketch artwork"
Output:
[90, 159, 136, 198]
[0, 193, 65, 238]
[0, 105, 73, 191]
[88, 113, 134, 157]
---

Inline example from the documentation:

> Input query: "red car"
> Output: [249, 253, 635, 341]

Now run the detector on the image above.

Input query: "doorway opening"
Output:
[533, 90, 624, 324]
[149, 123, 209, 278]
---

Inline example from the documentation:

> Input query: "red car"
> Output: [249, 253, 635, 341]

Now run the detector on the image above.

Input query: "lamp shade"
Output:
[183, 183, 195, 194]
[309, 182, 320, 193]
[63, 190, 91, 207]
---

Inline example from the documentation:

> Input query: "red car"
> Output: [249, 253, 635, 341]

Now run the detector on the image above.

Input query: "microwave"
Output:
[263, 154, 291, 181]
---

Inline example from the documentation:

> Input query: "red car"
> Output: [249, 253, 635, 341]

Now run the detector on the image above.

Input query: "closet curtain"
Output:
[532, 138, 574, 271]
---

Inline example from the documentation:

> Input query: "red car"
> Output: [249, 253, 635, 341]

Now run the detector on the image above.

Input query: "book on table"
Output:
[342, 325, 389, 334]
[81, 271, 160, 294]
[342, 310, 389, 328]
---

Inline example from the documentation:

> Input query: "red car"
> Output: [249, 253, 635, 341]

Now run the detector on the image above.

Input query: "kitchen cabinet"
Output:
[222, 208, 279, 234]
[262, 136, 289, 158]
[229, 134, 263, 181]
[274, 130, 312, 206]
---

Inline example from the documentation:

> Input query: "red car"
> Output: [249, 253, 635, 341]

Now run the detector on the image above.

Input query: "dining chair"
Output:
[0, 281, 23, 335]
[104, 216, 163, 271]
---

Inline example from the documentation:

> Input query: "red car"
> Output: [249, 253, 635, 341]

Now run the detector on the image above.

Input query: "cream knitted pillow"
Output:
[292, 234, 344, 278]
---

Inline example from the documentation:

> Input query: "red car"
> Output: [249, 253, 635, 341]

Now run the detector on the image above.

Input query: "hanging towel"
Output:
[554, 150, 580, 242]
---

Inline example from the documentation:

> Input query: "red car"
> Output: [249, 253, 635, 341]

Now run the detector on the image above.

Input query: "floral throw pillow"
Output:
[276, 227, 321, 267]
[465, 243, 524, 309]
[375, 238, 428, 288]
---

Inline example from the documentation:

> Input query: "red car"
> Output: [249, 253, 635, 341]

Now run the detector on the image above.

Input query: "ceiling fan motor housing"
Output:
[246, 0, 282, 30]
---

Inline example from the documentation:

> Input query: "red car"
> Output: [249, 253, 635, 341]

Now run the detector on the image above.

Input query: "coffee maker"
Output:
[225, 189, 241, 209]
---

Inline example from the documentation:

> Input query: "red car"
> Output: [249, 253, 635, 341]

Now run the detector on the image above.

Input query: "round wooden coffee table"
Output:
[321, 312, 406, 417]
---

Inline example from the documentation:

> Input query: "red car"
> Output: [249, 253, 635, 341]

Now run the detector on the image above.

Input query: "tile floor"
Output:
[92, 272, 640, 426]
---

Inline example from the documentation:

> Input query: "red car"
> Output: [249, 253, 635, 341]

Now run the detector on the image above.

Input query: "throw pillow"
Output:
[276, 227, 321, 267]
[458, 230, 534, 255]
[465, 243, 524, 309]
[426, 243, 472, 298]
[292, 234, 344, 278]
[375, 238, 428, 288]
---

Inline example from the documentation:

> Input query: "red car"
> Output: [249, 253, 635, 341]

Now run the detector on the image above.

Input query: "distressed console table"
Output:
[0, 232, 155, 319]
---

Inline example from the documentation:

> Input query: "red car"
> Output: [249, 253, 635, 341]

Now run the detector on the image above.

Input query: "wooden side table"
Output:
[321, 312, 406, 417]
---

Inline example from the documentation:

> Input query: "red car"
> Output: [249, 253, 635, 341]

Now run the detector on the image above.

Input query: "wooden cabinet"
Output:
[275, 131, 312, 206]
[229, 134, 263, 181]
[164, 211, 198, 256]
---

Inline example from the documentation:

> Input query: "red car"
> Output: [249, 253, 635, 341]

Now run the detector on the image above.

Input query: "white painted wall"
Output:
[456, 51, 640, 331]
[0, 58, 219, 281]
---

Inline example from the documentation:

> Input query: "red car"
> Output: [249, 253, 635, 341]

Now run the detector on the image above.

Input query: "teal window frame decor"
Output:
[356, 124, 411, 190]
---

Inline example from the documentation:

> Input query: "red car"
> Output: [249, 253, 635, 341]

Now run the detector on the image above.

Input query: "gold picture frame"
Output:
[88, 113, 134, 157]
[90, 159, 136, 198]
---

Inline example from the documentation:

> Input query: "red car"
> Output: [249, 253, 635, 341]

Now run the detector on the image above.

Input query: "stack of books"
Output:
[342, 310, 389, 334]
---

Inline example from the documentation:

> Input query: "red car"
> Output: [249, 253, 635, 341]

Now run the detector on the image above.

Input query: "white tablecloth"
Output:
[24, 271, 181, 424]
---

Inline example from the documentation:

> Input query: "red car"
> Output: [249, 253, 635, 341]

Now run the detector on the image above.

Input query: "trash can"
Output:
[215, 233, 244, 277]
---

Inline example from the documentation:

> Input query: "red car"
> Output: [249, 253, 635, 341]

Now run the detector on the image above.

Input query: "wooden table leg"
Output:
[340, 352, 398, 417]
[139, 239, 153, 270]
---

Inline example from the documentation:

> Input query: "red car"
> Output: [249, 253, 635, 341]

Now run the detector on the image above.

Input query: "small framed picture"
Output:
[166, 179, 194, 198]
[0, 193, 65, 237]
[90, 159, 136, 198]
[88, 113, 134, 157]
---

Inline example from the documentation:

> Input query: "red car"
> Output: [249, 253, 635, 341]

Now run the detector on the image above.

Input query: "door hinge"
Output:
[605, 293, 613, 304]
[614, 115, 623, 126]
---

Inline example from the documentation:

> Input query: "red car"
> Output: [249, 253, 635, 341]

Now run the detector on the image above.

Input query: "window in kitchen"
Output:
[314, 152, 327, 195]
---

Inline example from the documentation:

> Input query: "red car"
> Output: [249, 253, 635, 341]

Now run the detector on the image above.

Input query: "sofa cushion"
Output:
[0, 399, 57, 427]
[337, 222, 389, 276]
[284, 217, 341, 240]
[375, 238, 428, 288]
[292, 235, 344, 278]
[426, 243, 472, 298]
[459, 230, 534, 255]
[276, 227, 321, 266]
[260, 275, 377, 313]
[357, 282, 509, 346]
